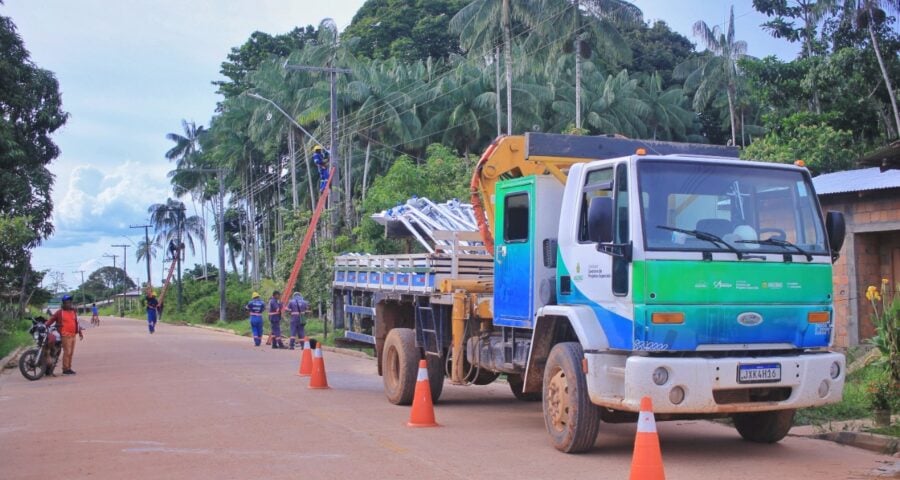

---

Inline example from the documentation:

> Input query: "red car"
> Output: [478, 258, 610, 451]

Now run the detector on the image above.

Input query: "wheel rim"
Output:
[23, 352, 40, 376]
[546, 367, 570, 433]
[385, 346, 399, 391]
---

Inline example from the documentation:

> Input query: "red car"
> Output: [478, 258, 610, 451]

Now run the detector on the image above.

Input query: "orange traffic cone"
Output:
[407, 359, 439, 427]
[629, 396, 665, 480]
[297, 337, 313, 376]
[308, 344, 329, 389]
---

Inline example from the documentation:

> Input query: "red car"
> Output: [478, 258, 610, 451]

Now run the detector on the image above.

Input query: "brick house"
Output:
[813, 167, 900, 348]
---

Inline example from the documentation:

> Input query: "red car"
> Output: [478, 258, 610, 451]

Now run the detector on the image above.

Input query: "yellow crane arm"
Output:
[469, 135, 592, 253]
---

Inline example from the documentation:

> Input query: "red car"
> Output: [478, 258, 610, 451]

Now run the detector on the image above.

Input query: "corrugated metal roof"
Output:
[812, 167, 900, 195]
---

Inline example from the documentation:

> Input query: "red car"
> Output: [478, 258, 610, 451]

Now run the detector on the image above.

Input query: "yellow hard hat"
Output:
[252, 292, 260, 298]
[314, 145, 323, 151]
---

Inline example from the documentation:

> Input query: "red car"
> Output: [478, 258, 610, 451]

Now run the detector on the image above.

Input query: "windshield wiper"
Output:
[657, 225, 747, 260]
[736, 238, 813, 261]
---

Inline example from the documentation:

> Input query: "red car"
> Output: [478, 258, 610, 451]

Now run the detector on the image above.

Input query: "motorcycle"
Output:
[18, 316, 61, 381]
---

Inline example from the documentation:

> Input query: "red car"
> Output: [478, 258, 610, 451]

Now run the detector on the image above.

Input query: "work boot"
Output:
[289, 338, 295, 350]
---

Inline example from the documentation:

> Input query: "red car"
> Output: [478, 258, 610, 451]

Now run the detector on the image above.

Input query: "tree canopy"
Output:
[0, 13, 67, 311]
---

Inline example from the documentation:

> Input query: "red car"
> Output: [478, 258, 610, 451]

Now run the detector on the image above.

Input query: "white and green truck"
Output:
[333, 133, 847, 452]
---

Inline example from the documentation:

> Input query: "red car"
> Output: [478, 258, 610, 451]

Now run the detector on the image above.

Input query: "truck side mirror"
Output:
[587, 196, 614, 244]
[825, 211, 846, 258]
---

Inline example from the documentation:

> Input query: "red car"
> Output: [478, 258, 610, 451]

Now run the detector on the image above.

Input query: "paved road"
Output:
[0, 317, 896, 479]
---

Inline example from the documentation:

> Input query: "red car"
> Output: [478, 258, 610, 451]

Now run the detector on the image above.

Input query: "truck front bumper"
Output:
[585, 351, 845, 414]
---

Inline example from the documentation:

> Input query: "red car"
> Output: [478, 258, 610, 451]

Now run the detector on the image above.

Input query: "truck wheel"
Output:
[426, 354, 445, 403]
[382, 328, 418, 405]
[508, 374, 541, 401]
[542, 342, 600, 453]
[732, 409, 795, 443]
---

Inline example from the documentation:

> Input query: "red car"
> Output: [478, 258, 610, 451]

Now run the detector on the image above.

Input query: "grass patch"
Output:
[867, 424, 900, 436]
[0, 319, 33, 359]
[795, 362, 896, 428]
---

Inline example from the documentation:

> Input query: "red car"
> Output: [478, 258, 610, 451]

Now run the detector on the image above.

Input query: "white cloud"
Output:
[54, 161, 170, 243]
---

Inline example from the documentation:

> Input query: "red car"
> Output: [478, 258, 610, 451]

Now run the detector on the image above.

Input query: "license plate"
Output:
[738, 363, 781, 383]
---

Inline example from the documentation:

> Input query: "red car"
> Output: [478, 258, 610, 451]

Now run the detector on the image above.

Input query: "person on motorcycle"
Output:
[45, 295, 83, 375]
[90, 303, 100, 326]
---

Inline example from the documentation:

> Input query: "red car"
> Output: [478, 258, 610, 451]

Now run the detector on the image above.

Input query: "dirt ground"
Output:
[0, 317, 897, 479]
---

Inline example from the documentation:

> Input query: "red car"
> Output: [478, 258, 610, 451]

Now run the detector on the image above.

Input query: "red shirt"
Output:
[48, 309, 80, 336]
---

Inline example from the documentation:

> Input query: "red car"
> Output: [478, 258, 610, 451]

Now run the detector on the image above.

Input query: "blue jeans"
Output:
[147, 308, 157, 333]
[250, 316, 263, 346]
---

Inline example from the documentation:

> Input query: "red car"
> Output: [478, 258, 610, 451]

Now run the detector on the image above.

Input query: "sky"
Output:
[4, 0, 800, 292]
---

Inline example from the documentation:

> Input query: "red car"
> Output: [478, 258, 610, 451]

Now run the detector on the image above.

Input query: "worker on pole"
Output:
[312, 145, 330, 192]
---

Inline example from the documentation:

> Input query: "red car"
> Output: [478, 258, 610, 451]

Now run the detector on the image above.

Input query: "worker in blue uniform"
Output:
[245, 292, 266, 347]
[268, 290, 284, 349]
[286, 292, 309, 350]
[312, 145, 330, 192]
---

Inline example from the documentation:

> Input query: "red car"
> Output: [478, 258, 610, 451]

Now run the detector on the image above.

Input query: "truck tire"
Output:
[508, 374, 541, 401]
[382, 328, 418, 405]
[732, 409, 795, 443]
[426, 354, 445, 403]
[542, 342, 600, 453]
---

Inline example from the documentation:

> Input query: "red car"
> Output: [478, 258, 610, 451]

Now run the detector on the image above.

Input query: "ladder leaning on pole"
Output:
[157, 245, 182, 315]
[279, 166, 336, 307]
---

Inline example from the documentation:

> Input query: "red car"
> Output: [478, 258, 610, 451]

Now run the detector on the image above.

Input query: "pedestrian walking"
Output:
[145, 290, 159, 334]
[268, 290, 285, 349]
[90, 303, 100, 326]
[246, 292, 266, 347]
[45, 295, 84, 375]
[286, 292, 309, 350]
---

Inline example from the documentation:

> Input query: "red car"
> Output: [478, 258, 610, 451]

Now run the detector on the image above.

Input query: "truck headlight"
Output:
[830, 361, 841, 379]
[652, 367, 669, 385]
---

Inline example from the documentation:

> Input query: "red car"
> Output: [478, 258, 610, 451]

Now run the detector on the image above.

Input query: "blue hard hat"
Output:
[61, 295, 74, 302]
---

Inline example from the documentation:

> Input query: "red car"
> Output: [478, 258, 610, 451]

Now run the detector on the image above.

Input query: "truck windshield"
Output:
[637, 160, 828, 257]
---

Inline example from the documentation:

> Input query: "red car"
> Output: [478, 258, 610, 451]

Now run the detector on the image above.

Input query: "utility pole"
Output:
[103, 253, 119, 316]
[72, 270, 86, 311]
[284, 63, 351, 227]
[130, 224, 153, 291]
[112, 244, 129, 315]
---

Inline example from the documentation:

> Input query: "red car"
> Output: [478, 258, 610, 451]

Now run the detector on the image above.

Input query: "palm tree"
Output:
[641, 73, 695, 140]
[165, 120, 205, 167]
[675, 6, 748, 145]
[534, 0, 642, 130]
[451, 0, 539, 135]
[849, 0, 900, 136]
[135, 239, 157, 268]
[148, 198, 206, 310]
[586, 70, 650, 137]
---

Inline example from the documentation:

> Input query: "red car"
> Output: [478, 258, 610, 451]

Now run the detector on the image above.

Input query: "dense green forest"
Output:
[3, 0, 899, 324]
[150, 0, 899, 316]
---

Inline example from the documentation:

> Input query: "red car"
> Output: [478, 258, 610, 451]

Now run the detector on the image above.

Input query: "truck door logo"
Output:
[737, 312, 763, 326]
